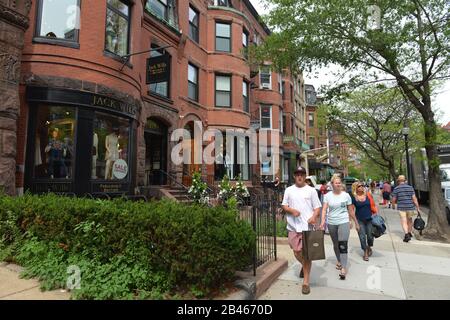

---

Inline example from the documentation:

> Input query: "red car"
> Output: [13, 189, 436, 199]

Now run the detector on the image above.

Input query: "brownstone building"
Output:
[6, 0, 302, 197]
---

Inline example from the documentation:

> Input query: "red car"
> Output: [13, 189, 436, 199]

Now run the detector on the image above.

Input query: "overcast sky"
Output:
[249, 0, 450, 125]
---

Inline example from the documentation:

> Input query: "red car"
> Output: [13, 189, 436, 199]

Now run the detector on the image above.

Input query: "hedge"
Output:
[0, 193, 255, 299]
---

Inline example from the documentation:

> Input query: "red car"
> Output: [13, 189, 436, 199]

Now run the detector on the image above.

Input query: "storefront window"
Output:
[92, 112, 130, 180]
[34, 106, 76, 179]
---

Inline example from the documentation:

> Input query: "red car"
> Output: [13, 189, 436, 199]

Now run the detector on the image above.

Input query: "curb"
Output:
[232, 258, 288, 300]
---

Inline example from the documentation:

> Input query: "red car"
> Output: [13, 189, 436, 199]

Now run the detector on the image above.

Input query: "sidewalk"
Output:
[260, 193, 450, 300]
[0, 263, 70, 300]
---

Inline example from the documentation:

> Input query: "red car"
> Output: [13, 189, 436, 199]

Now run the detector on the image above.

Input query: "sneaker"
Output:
[408, 232, 413, 238]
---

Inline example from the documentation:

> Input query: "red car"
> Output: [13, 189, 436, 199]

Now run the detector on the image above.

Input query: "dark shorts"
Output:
[382, 192, 391, 200]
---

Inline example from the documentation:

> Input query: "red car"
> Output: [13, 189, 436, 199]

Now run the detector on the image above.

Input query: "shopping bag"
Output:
[302, 226, 325, 261]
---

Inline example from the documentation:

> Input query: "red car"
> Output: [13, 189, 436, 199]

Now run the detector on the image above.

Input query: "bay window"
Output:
[216, 75, 231, 107]
[216, 22, 231, 52]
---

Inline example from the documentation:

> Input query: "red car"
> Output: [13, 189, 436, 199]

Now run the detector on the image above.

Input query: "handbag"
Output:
[302, 225, 325, 261]
[367, 192, 378, 215]
[371, 214, 386, 238]
[413, 210, 426, 234]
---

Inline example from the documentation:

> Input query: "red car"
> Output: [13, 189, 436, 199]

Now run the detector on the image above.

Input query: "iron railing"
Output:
[238, 194, 278, 276]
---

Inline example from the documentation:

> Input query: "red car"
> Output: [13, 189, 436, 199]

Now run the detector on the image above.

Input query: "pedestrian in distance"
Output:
[391, 175, 421, 243]
[370, 181, 376, 195]
[351, 182, 377, 261]
[320, 175, 359, 280]
[281, 166, 322, 295]
[382, 180, 392, 208]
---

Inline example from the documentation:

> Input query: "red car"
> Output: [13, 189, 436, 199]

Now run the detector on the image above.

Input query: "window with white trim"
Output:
[260, 105, 272, 129]
[260, 66, 271, 89]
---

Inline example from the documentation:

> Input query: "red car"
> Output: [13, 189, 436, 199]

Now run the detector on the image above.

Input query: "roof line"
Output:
[241, 0, 272, 35]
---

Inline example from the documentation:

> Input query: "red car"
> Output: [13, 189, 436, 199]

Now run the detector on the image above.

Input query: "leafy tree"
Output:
[321, 87, 419, 181]
[255, 0, 450, 241]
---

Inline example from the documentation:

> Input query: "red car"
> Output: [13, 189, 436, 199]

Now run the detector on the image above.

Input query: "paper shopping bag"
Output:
[302, 229, 325, 261]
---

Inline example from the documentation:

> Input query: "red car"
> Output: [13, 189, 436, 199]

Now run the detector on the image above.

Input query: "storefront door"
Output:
[145, 119, 167, 185]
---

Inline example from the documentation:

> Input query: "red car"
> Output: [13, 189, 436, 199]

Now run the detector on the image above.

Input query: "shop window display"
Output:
[34, 106, 76, 179]
[92, 112, 130, 180]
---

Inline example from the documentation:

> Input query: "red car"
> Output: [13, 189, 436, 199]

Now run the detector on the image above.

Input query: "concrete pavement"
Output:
[0, 263, 70, 300]
[259, 193, 450, 300]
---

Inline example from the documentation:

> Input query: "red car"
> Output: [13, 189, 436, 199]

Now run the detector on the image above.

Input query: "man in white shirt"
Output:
[282, 166, 322, 295]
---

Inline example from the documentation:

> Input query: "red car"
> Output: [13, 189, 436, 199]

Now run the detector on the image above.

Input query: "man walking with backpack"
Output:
[391, 175, 420, 242]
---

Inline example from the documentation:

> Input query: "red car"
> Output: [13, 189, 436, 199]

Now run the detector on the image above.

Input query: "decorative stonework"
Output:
[0, 1, 30, 29]
[0, 0, 30, 195]
[0, 53, 19, 82]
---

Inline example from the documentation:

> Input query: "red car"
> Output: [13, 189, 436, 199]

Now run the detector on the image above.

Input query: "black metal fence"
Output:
[238, 194, 278, 276]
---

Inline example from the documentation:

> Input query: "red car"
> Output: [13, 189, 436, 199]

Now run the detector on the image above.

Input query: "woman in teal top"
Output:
[320, 175, 359, 280]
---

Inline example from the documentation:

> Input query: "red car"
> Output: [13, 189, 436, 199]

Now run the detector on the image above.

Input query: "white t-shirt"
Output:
[282, 184, 322, 232]
[323, 191, 352, 225]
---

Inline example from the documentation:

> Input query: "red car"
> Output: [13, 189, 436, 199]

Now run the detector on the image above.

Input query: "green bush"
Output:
[0, 193, 255, 299]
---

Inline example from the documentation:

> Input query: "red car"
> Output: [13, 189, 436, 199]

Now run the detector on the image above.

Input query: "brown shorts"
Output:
[399, 210, 416, 219]
[288, 231, 303, 252]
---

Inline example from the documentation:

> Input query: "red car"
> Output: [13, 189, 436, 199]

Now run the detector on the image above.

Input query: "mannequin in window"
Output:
[92, 132, 98, 179]
[105, 126, 120, 180]
[63, 137, 73, 178]
[44, 128, 68, 179]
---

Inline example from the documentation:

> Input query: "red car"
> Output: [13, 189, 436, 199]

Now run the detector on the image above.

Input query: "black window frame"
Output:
[34, 0, 81, 48]
[215, 21, 231, 53]
[104, 0, 132, 58]
[188, 5, 199, 43]
[308, 112, 315, 128]
[147, 0, 169, 20]
[215, 0, 232, 6]
[215, 74, 232, 108]
[242, 28, 249, 59]
[188, 63, 199, 102]
[242, 80, 249, 113]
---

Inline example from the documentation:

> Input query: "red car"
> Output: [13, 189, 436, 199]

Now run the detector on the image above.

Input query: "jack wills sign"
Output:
[91, 95, 137, 117]
[146, 54, 171, 84]
[27, 86, 139, 119]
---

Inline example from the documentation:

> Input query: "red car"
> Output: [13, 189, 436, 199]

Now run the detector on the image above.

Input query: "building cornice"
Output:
[0, 1, 30, 30]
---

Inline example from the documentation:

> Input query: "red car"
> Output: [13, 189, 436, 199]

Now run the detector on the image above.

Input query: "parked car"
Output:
[445, 187, 450, 225]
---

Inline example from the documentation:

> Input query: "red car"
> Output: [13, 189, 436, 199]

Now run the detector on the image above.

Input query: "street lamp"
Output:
[402, 127, 411, 183]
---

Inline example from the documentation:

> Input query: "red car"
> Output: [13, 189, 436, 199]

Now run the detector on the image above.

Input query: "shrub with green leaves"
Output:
[188, 171, 209, 205]
[0, 193, 255, 299]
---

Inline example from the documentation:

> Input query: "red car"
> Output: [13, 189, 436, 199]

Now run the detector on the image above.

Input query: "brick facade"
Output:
[10, 0, 307, 195]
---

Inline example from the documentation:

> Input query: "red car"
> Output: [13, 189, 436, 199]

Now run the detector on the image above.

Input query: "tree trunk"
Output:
[388, 159, 397, 183]
[421, 117, 450, 242]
